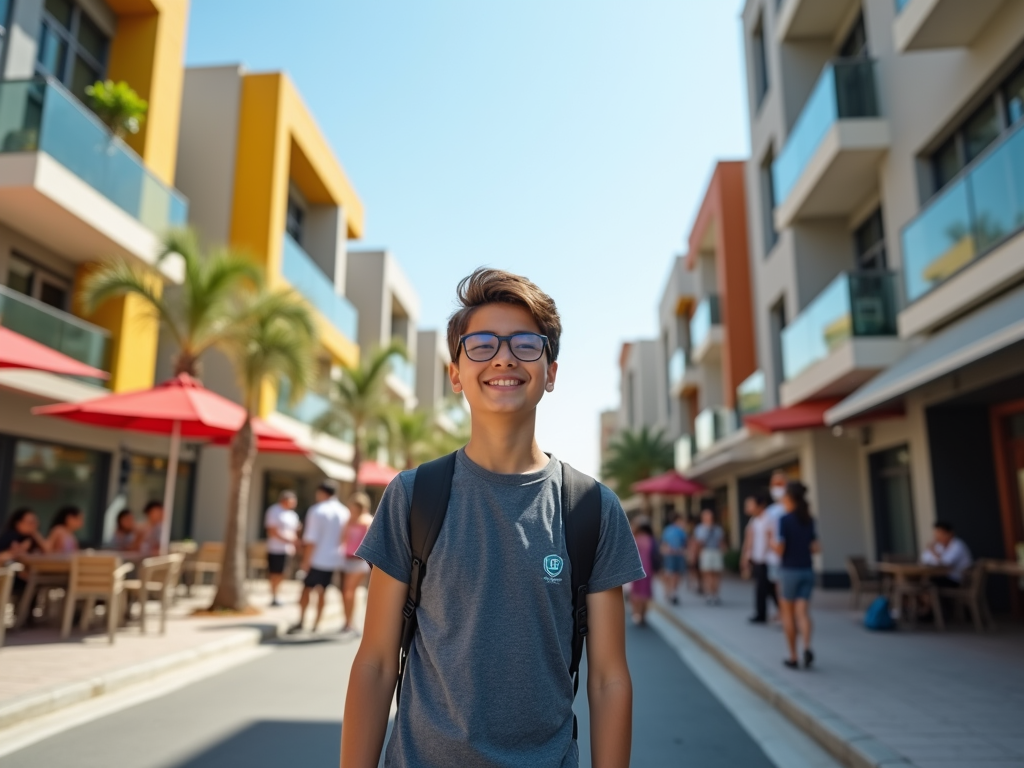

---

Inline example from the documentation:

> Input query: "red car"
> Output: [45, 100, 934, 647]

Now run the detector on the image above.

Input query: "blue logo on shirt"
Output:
[543, 555, 563, 578]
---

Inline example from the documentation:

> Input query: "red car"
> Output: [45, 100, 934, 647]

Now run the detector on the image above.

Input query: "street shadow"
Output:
[168, 719, 394, 768]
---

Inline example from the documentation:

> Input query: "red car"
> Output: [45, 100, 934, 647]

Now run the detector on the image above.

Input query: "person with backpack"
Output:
[342, 268, 644, 768]
[773, 481, 820, 670]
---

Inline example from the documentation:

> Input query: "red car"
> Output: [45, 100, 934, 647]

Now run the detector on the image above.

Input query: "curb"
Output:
[0, 605, 341, 733]
[652, 602, 912, 768]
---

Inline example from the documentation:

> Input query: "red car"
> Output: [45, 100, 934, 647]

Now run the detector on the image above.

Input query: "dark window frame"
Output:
[285, 193, 306, 246]
[760, 147, 779, 256]
[751, 13, 770, 112]
[853, 207, 887, 271]
[34, 0, 110, 98]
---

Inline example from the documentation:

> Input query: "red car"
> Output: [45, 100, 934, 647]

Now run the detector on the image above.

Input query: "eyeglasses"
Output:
[459, 332, 549, 363]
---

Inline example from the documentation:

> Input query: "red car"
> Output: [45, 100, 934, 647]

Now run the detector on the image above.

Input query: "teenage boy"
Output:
[342, 269, 644, 768]
[288, 482, 348, 634]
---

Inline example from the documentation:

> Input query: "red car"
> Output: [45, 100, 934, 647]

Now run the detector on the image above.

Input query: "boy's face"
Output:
[449, 302, 557, 416]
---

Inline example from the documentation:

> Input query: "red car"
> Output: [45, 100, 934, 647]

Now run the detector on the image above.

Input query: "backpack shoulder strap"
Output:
[561, 462, 603, 740]
[397, 451, 457, 705]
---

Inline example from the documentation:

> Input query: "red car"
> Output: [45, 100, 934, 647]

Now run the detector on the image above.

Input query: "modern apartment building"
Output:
[733, 0, 1024, 584]
[173, 64, 367, 540]
[617, 340, 661, 436]
[415, 328, 467, 436]
[0, 0, 192, 541]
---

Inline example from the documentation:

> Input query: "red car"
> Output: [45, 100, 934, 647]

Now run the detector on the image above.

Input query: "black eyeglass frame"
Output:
[458, 332, 551, 363]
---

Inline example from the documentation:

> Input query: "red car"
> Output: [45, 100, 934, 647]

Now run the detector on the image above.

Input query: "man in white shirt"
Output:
[264, 490, 301, 607]
[743, 488, 782, 623]
[288, 481, 350, 634]
[921, 520, 973, 585]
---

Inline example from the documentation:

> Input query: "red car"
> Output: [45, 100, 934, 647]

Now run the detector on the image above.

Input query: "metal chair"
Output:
[0, 563, 24, 648]
[247, 541, 269, 581]
[936, 561, 992, 633]
[846, 556, 882, 609]
[124, 554, 184, 634]
[182, 542, 223, 594]
[61, 554, 133, 644]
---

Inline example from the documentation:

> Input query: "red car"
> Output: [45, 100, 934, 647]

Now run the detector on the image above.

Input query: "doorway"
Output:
[868, 445, 917, 561]
[992, 402, 1024, 560]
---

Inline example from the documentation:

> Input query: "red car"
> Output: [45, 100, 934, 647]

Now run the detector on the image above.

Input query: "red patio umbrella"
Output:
[32, 373, 286, 554]
[632, 470, 706, 496]
[358, 460, 400, 487]
[211, 418, 307, 454]
[0, 327, 109, 379]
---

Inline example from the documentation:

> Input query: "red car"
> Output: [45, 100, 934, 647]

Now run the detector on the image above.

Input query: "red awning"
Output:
[358, 460, 400, 487]
[0, 327, 109, 379]
[744, 399, 842, 434]
[632, 470, 706, 496]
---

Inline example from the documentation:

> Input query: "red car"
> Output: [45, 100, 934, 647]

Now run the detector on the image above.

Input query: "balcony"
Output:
[689, 295, 722, 364]
[0, 284, 109, 377]
[776, 0, 862, 43]
[694, 406, 737, 453]
[900, 120, 1024, 338]
[779, 272, 905, 406]
[893, 0, 1007, 53]
[387, 352, 416, 394]
[276, 378, 332, 426]
[668, 348, 697, 396]
[0, 78, 188, 271]
[737, 370, 767, 416]
[281, 233, 358, 342]
[674, 434, 695, 473]
[772, 60, 889, 229]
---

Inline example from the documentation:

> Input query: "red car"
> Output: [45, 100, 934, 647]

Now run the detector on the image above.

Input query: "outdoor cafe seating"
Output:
[124, 553, 185, 635]
[60, 554, 134, 645]
[0, 563, 23, 648]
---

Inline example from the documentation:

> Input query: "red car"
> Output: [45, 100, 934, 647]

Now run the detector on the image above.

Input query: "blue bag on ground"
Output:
[864, 596, 896, 631]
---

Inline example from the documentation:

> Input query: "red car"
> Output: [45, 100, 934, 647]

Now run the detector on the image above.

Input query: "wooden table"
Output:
[14, 551, 141, 630]
[984, 560, 1024, 577]
[877, 562, 951, 630]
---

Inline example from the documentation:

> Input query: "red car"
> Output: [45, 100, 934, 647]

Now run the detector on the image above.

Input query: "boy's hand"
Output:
[585, 587, 632, 768]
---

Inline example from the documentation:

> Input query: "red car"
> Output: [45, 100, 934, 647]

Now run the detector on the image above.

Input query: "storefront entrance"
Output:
[868, 445, 917, 561]
[992, 402, 1024, 561]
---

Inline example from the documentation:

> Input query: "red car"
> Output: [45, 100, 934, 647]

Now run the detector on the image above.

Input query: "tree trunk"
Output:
[210, 416, 256, 611]
[352, 418, 364, 492]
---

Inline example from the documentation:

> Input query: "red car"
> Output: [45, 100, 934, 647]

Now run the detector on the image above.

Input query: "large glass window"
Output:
[6, 438, 108, 545]
[35, 0, 109, 102]
[963, 101, 1001, 163]
[854, 207, 887, 270]
[760, 149, 778, 254]
[751, 14, 769, 110]
[0, 0, 12, 67]
[286, 194, 306, 246]
[839, 13, 867, 58]
[122, 453, 195, 543]
[1006, 65, 1024, 125]
[6, 253, 71, 310]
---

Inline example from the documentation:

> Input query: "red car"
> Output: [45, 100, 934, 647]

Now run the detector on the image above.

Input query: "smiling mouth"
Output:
[485, 379, 524, 388]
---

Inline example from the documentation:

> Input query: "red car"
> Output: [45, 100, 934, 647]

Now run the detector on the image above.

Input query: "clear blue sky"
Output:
[186, 0, 751, 476]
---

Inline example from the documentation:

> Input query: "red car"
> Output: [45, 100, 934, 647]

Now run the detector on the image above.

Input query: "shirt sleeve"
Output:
[939, 540, 965, 567]
[264, 507, 278, 530]
[587, 484, 646, 594]
[302, 509, 319, 544]
[355, 471, 416, 584]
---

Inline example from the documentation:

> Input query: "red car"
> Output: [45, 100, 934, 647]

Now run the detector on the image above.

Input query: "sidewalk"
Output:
[653, 577, 1024, 768]
[0, 580, 343, 730]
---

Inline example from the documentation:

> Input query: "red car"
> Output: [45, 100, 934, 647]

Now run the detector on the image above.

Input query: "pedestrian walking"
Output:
[342, 268, 642, 767]
[288, 481, 349, 634]
[338, 491, 373, 635]
[630, 518, 657, 625]
[694, 508, 725, 605]
[742, 491, 780, 623]
[661, 512, 687, 605]
[773, 481, 819, 670]
[264, 490, 301, 607]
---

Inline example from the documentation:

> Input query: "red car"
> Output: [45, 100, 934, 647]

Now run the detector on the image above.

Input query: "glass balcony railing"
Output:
[0, 77, 188, 232]
[695, 406, 737, 453]
[281, 233, 358, 341]
[781, 271, 898, 381]
[689, 295, 721, 352]
[674, 434, 696, 473]
[0, 284, 109, 374]
[668, 348, 687, 391]
[276, 377, 332, 426]
[772, 59, 881, 206]
[902, 121, 1024, 302]
[894, 0, 911, 12]
[737, 370, 767, 416]
[387, 352, 416, 390]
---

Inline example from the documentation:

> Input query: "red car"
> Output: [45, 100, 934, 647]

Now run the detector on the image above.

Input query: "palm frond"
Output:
[79, 260, 183, 348]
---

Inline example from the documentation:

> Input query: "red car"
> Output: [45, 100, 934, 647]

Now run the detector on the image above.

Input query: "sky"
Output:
[185, 0, 751, 476]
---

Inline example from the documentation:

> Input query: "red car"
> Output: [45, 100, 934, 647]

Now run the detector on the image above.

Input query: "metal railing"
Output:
[281, 233, 358, 341]
[0, 284, 109, 373]
[0, 77, 188, 232]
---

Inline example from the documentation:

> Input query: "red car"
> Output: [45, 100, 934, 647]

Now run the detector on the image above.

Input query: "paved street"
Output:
[0, 605, 833, 768]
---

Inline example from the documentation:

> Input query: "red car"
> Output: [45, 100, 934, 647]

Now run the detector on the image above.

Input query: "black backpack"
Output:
[397, 451, 603, 740]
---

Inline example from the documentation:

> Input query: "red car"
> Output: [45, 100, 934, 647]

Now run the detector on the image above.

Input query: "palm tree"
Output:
[211, 289, 316, 611]
[81, 229, 261, 377]
[601, 426, 674, 498]
[384, 407, 434, 469]
[314, 342, 406, 490]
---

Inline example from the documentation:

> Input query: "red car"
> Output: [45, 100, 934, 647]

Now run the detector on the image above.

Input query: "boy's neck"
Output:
[464, 410, 548, 474]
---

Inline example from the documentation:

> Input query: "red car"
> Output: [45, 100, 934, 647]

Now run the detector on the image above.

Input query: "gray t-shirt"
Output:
[356, 449, 644, 768]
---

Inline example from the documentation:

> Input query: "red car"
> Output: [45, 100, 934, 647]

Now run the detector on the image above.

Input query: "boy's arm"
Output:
[585, 587, 632, 768]
[340, 566, 407, 767]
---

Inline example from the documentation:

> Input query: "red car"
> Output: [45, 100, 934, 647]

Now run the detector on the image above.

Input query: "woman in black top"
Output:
[772, 482, 819, 670]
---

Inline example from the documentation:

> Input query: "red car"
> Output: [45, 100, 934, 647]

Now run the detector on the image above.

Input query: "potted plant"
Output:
[85, 80, 148, 139]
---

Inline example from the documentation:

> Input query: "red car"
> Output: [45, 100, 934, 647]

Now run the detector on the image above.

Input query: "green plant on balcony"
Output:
[601, 426, 674, 499]
[85, 80, 148, 139]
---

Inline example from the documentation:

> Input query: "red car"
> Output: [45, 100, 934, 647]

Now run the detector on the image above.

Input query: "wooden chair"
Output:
[846, 556, 882, 609]
[182, 542, 223, 594]
[936, 561, 992, 633]
[247, 541, 269, 581]
[124, 554, 184, 634]
[1, 563, 23, 648]
[61, 554, 133, 644]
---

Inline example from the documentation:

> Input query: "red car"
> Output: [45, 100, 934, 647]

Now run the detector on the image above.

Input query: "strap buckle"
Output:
[403, 596, 417, 620]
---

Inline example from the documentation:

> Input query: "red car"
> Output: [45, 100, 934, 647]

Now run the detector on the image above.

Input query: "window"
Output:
[928, 58, 1024, 195]
[285, 194, 305, 245]
[6, 254, 71, 310]
[760, 149, 778, 254]
[35, 0, 109, 101]
[0, 0, 11, 66]
[752, 14, 769, 110]
[769, 298, 787, 397]
[853, 208, 886, 271]
[838, 13, 867, 58]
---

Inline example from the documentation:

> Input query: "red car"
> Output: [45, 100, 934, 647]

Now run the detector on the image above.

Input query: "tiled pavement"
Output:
[655, 578, 1024, 768]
